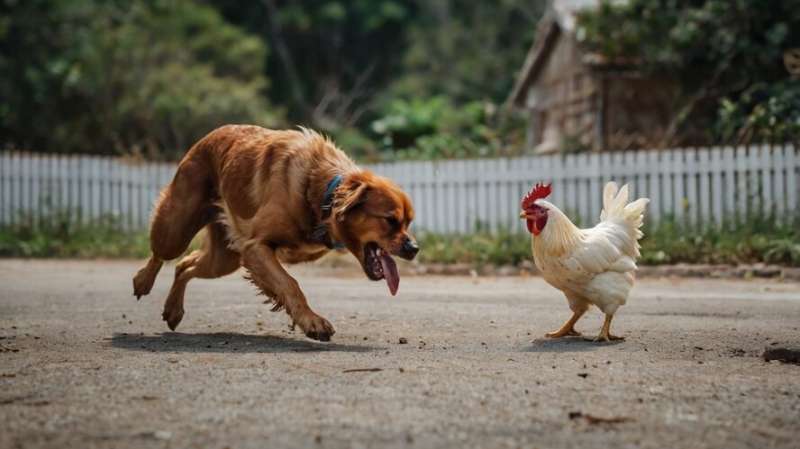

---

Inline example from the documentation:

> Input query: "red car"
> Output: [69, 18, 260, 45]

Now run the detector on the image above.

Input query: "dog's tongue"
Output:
[379, 251, 399, 296]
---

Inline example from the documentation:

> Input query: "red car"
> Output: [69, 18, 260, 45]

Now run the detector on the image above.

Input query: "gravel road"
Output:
[1, 259, 799, 449]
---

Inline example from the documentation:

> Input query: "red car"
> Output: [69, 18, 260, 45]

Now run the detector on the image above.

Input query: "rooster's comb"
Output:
[521, 182, 552, 209]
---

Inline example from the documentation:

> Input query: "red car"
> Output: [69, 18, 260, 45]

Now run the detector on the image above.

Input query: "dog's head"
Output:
[331, 171, 418, 295]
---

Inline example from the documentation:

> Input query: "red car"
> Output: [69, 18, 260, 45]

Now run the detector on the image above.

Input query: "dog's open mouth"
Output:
[364, 242, 399, 296]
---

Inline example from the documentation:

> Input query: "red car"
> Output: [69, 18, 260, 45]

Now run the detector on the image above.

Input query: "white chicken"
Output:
[519, 181, 649, 342]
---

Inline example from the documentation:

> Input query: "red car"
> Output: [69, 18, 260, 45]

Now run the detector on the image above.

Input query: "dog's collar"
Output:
[320, 174, 343, 220]
[312, 174, 345, 249]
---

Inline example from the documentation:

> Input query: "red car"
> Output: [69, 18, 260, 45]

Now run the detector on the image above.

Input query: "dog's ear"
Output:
[333, 178, 369, 221]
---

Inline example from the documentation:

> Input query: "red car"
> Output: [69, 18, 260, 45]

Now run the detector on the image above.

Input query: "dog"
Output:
[132, 125, 418, 341]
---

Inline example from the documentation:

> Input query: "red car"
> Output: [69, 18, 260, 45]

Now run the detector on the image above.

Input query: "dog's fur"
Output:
[132, 125, 417, 341]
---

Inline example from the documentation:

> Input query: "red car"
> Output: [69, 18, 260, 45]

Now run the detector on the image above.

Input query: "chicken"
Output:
[519, 182, 649, 342]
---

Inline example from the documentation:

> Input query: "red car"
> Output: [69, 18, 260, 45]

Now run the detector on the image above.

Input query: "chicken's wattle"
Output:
[526, 209, 548, 235]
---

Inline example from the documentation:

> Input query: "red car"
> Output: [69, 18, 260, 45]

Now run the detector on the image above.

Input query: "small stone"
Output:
[398, 337, 408, 344]
[153, 430, 172, 440]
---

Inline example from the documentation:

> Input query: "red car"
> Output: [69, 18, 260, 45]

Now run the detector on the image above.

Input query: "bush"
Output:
[716, 81, 800, 145]
[639, 215, 800, 266]
[417, 228, 531, 267]
[370, 96, 524, 160]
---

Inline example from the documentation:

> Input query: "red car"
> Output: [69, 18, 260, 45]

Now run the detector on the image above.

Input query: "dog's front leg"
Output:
[241, 243, 335, 341]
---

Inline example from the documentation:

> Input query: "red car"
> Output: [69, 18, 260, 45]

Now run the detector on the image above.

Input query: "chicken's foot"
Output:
[589, 314, 625, 342]
[545, 309, 586, 338]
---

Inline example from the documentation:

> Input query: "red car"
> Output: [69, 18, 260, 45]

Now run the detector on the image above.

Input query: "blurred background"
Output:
[1, 0, 799, 269]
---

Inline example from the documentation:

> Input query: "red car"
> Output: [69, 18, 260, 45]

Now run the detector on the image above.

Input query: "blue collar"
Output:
[320, 174, 343, 219]
[313, 174, 345, 249]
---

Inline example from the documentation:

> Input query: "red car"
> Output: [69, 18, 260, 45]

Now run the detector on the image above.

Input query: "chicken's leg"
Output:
[545, 308, 586, 338]
[591, 314, 624, 342]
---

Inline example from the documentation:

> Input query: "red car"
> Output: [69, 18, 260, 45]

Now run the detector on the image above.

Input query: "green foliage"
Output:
[370, 96, 525, 160]
[0, 214, 150, 258]
[209, 0, 415, 125]
[2, 0, 545, 160]
[411, 229, 533, 267]
[576, 0, 800, 144]
[1, 0, 279, 158]
[639, 215, 800, 266]
[387, 0, 543, 104]
[716, 81, 800, 145]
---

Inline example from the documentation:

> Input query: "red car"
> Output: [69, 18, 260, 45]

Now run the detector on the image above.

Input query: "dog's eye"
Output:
[385, 217, 399, 228]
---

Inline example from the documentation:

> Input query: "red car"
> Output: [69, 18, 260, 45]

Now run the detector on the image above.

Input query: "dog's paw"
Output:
[162, 306, 184, 331]
[296, 314, 335, 342]
[132, 269, 154, 300]
[133, 262, 162, 300]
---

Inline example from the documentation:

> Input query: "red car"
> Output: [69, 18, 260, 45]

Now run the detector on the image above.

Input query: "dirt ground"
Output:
[1, 259, 799, 449]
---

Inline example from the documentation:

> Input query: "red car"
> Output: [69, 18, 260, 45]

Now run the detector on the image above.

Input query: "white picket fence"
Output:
[1, 145, 798, 233]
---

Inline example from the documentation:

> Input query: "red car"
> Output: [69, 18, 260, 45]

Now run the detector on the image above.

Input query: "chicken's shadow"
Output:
[110, 332, 381, 353]
[523, 337, 622, 353]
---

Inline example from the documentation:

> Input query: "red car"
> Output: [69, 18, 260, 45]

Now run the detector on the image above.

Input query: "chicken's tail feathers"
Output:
[600, 181, 628, 221]
[600, 182, 649, 239]
[624, 198, 650, 240]
[600, 181, 620, 221]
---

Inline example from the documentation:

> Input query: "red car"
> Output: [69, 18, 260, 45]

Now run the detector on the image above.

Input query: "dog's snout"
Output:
[399, 237, 419, 260]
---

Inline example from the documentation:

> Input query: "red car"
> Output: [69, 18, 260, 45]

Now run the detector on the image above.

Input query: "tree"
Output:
[208, 0, 415, 129]
[387, 0, 544, 105]
[0, 0, 279, 158]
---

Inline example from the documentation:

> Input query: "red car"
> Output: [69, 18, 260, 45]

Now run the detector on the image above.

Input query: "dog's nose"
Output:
[399, 237, 419, 260]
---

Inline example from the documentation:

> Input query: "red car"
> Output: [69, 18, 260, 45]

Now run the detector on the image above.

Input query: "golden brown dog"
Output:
[132, 125, 418, 341]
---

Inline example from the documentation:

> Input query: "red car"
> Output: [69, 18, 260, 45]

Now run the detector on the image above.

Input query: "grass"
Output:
[0, 213, 151, 259]
[416, 228, 531, 267]
[1, 212, 798, 267]
[638, 215, 800, 266]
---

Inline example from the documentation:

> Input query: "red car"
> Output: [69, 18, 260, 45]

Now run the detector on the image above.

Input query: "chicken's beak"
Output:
[519, 210, 526, 219]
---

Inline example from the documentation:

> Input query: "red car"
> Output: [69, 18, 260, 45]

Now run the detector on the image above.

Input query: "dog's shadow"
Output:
[523, 337, 623, 353]
[110, 332, 381, 353]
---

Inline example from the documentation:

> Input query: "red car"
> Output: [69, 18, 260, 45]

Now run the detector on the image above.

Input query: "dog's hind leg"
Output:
[133, 256, 163, 300]
[132, 151, 215, 299]
[162, 222, 241, 330]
